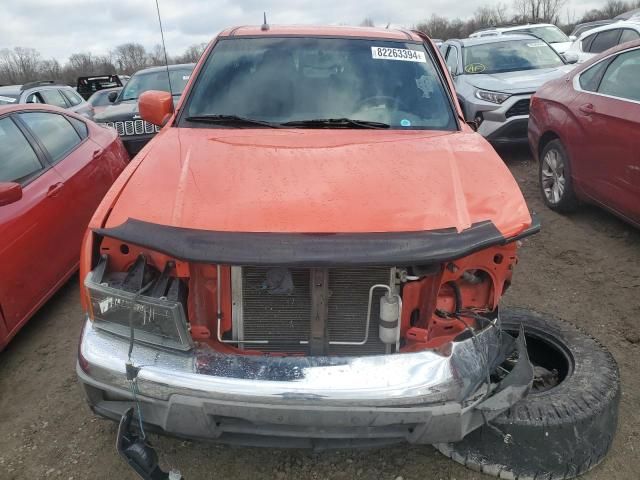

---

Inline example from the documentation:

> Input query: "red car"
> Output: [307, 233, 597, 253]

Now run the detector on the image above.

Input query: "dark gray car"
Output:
[441, 35, 573, 143]
[0, 81, 94, 120]
[94, 63, 194, 156]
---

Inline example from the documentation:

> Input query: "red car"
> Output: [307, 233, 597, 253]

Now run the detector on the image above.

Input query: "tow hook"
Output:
[116, 408, 182, 480]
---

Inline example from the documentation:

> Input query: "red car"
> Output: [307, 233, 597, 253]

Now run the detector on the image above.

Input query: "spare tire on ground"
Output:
[435, 307, 620, 480]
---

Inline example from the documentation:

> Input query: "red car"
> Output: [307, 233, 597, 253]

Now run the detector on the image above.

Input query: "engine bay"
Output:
[87, 236, 519, 356]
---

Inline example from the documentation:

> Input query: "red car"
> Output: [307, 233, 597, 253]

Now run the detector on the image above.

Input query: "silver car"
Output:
[441, 35, 573, 144]
[0, 81, 94, 120]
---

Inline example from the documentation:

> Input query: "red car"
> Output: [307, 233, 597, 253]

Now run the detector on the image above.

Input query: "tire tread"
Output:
[434, 307, 620, 480]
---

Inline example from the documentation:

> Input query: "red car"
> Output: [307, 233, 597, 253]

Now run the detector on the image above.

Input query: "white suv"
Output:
[564, 20, 640, 63]
[469, 23, 573, 54]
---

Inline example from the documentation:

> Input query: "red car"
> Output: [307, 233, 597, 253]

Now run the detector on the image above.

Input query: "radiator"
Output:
[234, 266, 391, 355]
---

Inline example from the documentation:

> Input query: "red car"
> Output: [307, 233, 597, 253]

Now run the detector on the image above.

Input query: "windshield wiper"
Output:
[184, 114, 282, 128]
[280, 118, 390, 129]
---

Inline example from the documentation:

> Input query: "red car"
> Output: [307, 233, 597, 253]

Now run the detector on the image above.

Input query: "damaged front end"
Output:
[77, 218, 537, 455]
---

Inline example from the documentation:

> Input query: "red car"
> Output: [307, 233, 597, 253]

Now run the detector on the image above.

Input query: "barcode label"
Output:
[371, 47, 426, 63]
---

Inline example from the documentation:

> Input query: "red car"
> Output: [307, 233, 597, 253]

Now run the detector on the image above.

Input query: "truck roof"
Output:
[219, 25, 423, 42]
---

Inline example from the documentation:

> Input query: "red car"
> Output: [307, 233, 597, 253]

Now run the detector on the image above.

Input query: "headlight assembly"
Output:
[85, 255, 192, 352]
[475, 89, 511, 104]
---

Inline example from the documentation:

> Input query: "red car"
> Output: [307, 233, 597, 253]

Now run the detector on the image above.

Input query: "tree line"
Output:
[0, 42, 207, 86]
[3, 0, 640, 86]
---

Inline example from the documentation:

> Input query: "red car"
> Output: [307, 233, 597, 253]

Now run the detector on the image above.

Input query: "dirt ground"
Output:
[1, 146, 638, 480]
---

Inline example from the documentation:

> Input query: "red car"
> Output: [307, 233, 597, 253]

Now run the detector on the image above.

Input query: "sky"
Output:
[0, 0, 608, 62]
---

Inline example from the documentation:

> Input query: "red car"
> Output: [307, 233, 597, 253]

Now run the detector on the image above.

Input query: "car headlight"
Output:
[85, 257, 192, 352]
[475, 89, 511, 104]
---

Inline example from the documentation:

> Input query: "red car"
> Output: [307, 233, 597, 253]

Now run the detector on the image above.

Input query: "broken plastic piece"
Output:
[116, 407, 183, 480]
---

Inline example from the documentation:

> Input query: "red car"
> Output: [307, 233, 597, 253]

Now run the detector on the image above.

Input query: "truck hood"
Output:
[94, 100, 138, 123]
[103, 128, 531, 237]
[468, 65, 573, 94]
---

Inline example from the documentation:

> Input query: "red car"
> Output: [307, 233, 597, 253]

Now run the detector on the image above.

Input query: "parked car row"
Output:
[442, 22, 640, 226]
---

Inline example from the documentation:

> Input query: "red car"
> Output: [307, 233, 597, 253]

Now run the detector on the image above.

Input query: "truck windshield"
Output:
[463, 39, 564, 74]
[183, 37, 457, 130]
[119, 67, 193, 101]
[519, 26, 569, 44]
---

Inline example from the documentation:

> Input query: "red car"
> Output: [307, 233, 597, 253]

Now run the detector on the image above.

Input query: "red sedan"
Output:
[529, 39, 640, 227]
[0, 104, 128, 349]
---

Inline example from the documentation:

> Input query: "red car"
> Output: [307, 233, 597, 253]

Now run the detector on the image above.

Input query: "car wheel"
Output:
[539, 139, 579, 212]
[434, 307, 620, 480]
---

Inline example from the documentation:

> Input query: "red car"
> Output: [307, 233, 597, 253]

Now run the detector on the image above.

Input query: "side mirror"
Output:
[0, 182, 23, 206]
[569, 35, 577, 42]
[563, 52, 579, 64]
[108, 91, 118, 103]
[139, 90, 174, 127]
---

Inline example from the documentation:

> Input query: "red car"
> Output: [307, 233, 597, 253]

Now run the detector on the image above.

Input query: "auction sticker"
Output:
[371, 47, 426, 63]
[465, 63, 486, 74]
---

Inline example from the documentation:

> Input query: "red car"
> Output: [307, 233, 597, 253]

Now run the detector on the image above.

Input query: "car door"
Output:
[0, 114, 68, 336]
[571, 47, 640, 223]
[17, 111, 114, 271]
[589, 47, 640, 222]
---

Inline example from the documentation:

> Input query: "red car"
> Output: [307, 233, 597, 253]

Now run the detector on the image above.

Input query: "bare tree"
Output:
[514, 0, 568, 23]
[602, 0, 630, 18]
[147, 44, 170, 66]
[0, 47, 42, 84]
[39, 59, 62, 80]
[359, 17, 375, 27]
[474, 3, 510, 28]
[174, 43, 207, 64]
[112, 43, 148, 74]
[68, 53, 96, 74]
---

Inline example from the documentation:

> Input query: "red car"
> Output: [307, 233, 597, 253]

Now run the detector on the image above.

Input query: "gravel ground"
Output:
[1, 146, 638, 480]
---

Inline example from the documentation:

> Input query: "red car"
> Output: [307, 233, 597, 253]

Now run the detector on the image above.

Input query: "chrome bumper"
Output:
[77, 315, 533, 446]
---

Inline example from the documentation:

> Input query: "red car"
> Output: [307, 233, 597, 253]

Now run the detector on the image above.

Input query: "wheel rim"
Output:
[499, 327, 574, 394]
[541, 148, 566, 205]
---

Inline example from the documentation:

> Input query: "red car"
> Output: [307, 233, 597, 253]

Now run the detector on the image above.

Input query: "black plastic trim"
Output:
[94, 217, 537, 267]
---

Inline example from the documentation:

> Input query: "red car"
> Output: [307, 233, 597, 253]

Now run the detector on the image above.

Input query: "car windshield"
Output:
[516, 26, 570, 44]
[183, 37, 457, 130]
[0, 94, 19, 105]
[463, 39, 564, 74]
[119, 68, 193, 101]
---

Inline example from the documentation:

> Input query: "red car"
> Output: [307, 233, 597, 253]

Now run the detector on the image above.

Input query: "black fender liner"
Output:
[94, 215, 539, 267]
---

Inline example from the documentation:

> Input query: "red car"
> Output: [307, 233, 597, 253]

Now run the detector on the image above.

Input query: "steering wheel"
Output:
[354, 95, 407, 112]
